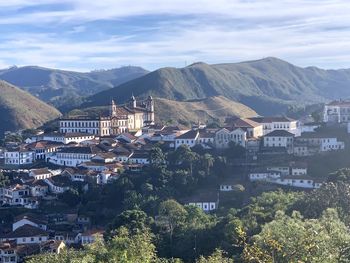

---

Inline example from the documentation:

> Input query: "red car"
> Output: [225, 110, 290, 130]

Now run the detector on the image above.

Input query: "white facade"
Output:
[49, 147, 97, 167]
[4, 150, 34, 166]
[249, 117, 300, 136]
[188, 202, 217, 212]
[215, 128, 246, 149]
[323, 101, 350, 123]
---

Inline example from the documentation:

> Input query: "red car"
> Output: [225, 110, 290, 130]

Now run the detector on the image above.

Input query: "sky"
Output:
[1, 0, 350, 71]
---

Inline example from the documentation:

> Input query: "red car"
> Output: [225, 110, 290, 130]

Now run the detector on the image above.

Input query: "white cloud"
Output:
[1, 1, 350, 70]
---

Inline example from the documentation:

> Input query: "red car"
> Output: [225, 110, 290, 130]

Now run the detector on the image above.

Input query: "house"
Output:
[295, 132, 345, 153]
[54, 232, 81, 245]
[13, 214, 48, 231]
[81, 229, 104, 245]
[0, 224, 49, 244]
[219, 178, 245, 192]
[226, 118, 263, 138]
[290, 162, 308, 176]
[116, 133, 137, 143]
[49, 146, 100, 167]
[44, 175, 71, 194]
[29, 168, 53, 180]
[273, 176, 322, 189]
[249, 169, 281, 181]
[27, 141, 63, 160]
[91, 152, 118, 163]
[215, 128, 246, 149]
[31, 132, 96, 145]
[4, 147, 34, 167]
[248, 116, 300, 136]
[300, 122, 322, 133]
[0, 185, 37, 208]
[29, 180, 49, 197]
[0, 241, 39, 263]
[129, 151, 150, 165]
[184, 191, 219, 212]
[323, 100, 350, 123]
[263, 130, 294, 154]
[198, 130, 215, 148]
[175, 130, 199, 149]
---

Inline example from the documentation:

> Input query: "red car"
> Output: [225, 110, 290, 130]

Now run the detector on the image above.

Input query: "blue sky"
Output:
[1, 0, 350, 71]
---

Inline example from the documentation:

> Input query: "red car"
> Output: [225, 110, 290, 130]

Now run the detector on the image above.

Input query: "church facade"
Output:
[59, 96, 155, 136]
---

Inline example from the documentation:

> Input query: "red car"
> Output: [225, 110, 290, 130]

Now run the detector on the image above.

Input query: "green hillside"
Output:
[0, 80, 61, 135]
[83, 57, 350, 115]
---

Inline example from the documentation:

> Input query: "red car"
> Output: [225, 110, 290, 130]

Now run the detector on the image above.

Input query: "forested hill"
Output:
[0, 80, 61, 135]
[83, 57, 350, 115]
[0, 65, 149, 111]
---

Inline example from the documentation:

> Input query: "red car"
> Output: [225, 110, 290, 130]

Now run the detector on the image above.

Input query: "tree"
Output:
[328, 168, 350, 184]
[109, 227, 157, 263]
[0, 171, 9, 187]
[150, 146, 167, 169]
[108, 209, 151, 236]
[202, 153, 215, 176]
[158, 200, 188, 256]
[58, 189, 80, 207]
[243, 209, 350, 263]
[196, 249, 234, 263]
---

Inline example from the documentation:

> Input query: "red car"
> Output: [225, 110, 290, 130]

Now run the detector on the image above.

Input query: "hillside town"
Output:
[0, 97, 349, 262]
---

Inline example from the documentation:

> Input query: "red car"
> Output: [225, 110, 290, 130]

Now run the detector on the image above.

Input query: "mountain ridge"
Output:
[0, 80, 61, 136]
[0, 65, 149, 111]
[83, 57, 350, 115]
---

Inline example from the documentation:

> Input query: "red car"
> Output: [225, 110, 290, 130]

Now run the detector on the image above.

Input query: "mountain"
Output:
[154, 96, 257, 125]
[83, 57, 350, 115]
[0, 80, 61, 135]
[0, 65, 149, 111]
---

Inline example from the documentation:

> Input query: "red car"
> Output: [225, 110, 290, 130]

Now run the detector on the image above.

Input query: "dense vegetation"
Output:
[25, 145, 350, 262]
[83, 57, 350, 115]
[0, 80, 61, 136]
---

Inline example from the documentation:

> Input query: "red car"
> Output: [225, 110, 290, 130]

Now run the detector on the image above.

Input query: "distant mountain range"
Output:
[83, 57, 350, 115]
[3, 57, 350, 133]
[0, 80, 61, 136]
[0, 65, 149, 111]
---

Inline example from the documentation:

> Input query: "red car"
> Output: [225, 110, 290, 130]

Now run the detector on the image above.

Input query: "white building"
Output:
[248, 116, 300, 136]
[263, 130, 295, 154]
[13, 215, 48, 231]
[215, 128, 246, 149]
[0, 224, 49, 245]
[295, 133, 345, 153]
[175, 130, 199, 149]
[49, 146, 99, 167]
[226, 118, 263, 138]
[4, 148, 34, 166]
[323, 100, 350, 123]
[29, 168, 53, 180]
[59, 96, 155, 136]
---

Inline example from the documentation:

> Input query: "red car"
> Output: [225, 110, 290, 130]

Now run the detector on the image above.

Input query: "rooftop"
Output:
[249, 116, 296, 123]
[264, 130, 295, 137]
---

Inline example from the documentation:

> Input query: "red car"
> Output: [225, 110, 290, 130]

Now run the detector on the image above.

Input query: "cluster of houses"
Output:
[1, 98, 349, 261]
[0, 213, 103, 262]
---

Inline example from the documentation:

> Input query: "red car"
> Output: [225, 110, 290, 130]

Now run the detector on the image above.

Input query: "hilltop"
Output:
[0, 80, 61, 135]
[83, 57, 350, 115]
[0, 65, 149, 111]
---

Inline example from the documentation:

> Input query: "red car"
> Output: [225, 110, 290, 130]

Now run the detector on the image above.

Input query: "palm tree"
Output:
[203, 153, 215, 176]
